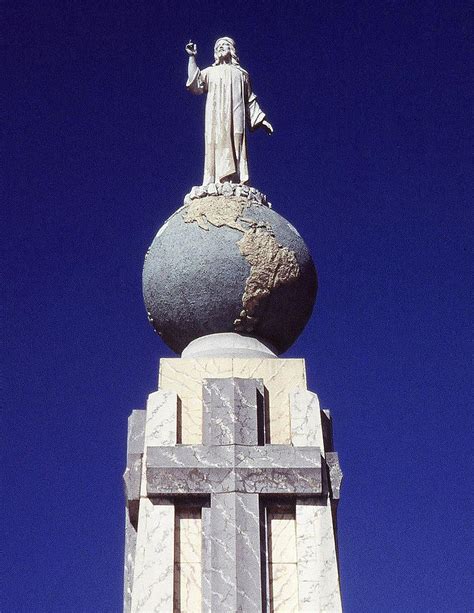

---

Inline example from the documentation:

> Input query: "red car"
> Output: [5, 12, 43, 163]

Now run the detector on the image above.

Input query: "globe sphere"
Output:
[143, 196, 317, 355]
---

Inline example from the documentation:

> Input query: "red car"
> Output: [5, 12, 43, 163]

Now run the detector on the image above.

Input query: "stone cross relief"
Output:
[145, 378, 322, 611]
[186, 37, 273, 186]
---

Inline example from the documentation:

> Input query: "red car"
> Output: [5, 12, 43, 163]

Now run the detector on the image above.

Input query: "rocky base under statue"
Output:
[185, 182, 271, 207]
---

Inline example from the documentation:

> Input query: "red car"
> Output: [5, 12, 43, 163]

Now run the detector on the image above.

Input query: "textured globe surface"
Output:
[143, 195, 317, 355]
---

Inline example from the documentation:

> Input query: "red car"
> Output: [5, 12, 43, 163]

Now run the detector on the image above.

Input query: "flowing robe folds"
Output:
[187, 63, 266, 185]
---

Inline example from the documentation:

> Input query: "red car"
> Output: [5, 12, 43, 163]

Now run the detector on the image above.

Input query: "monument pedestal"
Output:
[124, 352, 342, 612]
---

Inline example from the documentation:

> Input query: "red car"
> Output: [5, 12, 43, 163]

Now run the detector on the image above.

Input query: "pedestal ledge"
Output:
[184, 182, 271, 207]
[182, 333, 277, 358]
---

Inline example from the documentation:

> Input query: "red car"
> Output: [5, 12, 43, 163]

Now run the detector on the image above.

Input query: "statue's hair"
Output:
[213, 37, 240, 65]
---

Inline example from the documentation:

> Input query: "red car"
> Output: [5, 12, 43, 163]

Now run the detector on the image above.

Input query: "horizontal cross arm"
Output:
[146, 444, 323, 496]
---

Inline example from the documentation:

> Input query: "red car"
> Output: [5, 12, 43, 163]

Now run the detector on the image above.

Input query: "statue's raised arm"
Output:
[185, 40, 199, 85]
[185, 37, 273, 186]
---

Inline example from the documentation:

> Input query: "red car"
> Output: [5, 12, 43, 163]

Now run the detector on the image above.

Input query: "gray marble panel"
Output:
[124, 508, 136, 613]
[127, 410, 146, 455]
[210, 492, 262, 612]
[124, 410, 146, 510]
[147, 444, 321, 471]
[203, 377, 264, 446]
[147, 466, 321, 496]
[123, 410, 145, 613]
[124, 410, 146, 521]
[326, 451, 343, 499]
[234, 467, 322, 495]
[201, 503, 212, 613]
[235, 445, 321, 469]
[147, 444, 232, 468]
[146, 444, 322, 495]
[321, 408, 334, 454]
[147, 466, 233, 495]
[124, 455, 143, 516]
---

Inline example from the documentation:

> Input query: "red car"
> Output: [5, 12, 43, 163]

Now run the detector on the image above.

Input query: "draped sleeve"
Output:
[245, 75, 266, 130]
[186, 67, 209, 95]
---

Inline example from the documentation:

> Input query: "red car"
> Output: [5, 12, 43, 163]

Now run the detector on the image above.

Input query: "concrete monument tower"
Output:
[123, 38, 343, 612]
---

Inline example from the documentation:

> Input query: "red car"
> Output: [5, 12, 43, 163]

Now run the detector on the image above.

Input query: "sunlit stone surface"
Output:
[174, 507, 202, 612]
[124, 355, 343, 612]
[185, 37, 273, 186]
[268, 507, 299, 612]
[158, 357, 307, 444]
[126, 37, 342, 613]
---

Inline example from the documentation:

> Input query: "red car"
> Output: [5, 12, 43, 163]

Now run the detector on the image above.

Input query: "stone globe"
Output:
[143, 190, 317, 355]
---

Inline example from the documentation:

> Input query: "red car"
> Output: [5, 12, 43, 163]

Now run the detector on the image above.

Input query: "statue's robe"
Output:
[187, 63, 266, 185]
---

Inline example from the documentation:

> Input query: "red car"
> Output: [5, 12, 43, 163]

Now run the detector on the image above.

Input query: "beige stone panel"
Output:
[174, 564, 202, 613]
[174, 508, 202, 612]
[179, 406, 202, 445]
[175, 508, 202, 565]
[232, 358, 306, 444]
[159, 358, 233, 444]
[269, 512, 297, 564]
[131, 499, 174, 613]
[159, 357, 306, 444]
[270, 563, 299, 612]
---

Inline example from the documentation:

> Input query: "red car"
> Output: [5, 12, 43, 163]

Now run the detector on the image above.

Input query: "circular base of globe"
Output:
[182, 333, 277, 359]
[143, 193, 317, 355]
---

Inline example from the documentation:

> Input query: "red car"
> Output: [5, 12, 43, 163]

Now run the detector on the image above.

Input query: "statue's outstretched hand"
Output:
[185, 41, 197, 56]
[262, 119, 274, 135]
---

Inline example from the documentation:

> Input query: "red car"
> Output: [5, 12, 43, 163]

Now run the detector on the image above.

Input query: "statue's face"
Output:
[215, 39, 233, 61]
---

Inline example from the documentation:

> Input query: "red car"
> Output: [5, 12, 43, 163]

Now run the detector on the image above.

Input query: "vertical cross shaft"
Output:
[203, 378, 265, 612]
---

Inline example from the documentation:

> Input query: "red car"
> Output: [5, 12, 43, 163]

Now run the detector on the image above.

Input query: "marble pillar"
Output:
[124, 356, 343, 612]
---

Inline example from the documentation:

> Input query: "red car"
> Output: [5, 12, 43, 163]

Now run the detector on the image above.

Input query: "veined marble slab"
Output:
[158, 357, 306, 444]
[125, 360, 343, 612]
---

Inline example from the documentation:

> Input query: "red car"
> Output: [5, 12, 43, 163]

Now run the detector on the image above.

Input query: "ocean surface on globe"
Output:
[143, 193, 317, 355]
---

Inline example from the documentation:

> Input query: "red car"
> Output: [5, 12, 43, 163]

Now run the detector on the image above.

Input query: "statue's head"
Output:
[213, 37, 239, 65]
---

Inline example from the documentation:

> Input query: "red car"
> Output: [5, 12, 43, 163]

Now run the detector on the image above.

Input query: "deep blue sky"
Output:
[4, 1, 471, 611]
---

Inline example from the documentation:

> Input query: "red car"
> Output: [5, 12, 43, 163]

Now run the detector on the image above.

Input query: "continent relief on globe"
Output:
[182, 196, 300, 334]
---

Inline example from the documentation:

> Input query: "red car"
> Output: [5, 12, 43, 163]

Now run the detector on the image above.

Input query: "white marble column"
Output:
[295, 498, 342, 612]
[290, 388, 343, 612]
[130, 390, 178, 613]
[131, 498, 175, 613]
[289, 388, 324, 449]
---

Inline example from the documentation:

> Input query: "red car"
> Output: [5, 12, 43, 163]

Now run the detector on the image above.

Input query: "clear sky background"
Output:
[3, 1, 471, 611]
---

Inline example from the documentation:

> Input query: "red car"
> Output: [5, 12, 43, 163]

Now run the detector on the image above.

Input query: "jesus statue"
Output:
[186, 37, 273, 186]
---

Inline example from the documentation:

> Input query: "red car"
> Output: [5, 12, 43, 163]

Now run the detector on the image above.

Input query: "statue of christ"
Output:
[186, 37, 273, 186]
